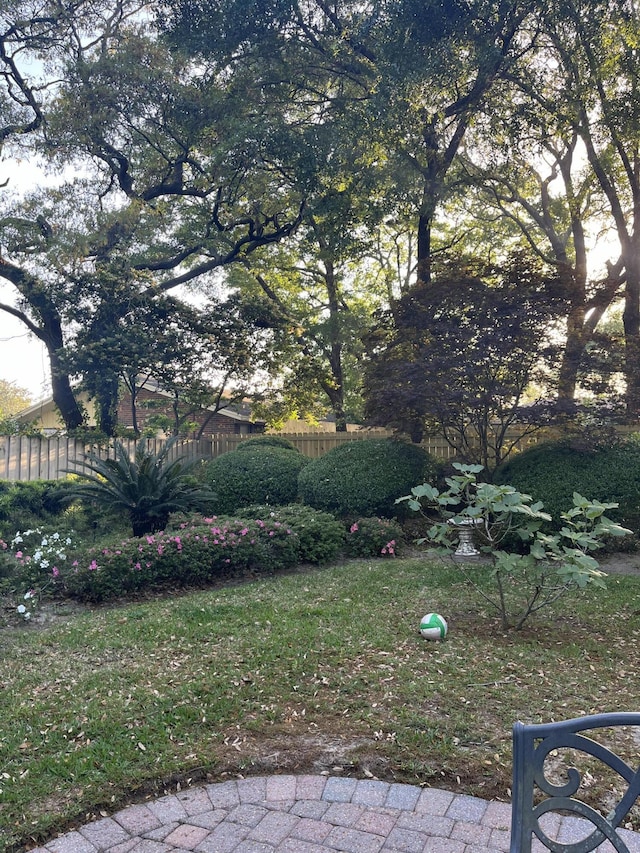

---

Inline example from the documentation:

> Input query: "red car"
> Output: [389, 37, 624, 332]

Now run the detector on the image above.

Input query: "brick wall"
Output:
[116, 389, 260, 437]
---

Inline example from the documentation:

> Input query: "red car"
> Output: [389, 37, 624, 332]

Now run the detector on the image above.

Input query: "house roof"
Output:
[15, 378, 263, 425]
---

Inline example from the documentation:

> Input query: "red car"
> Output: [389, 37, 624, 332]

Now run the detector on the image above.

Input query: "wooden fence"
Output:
[0, 427, 546, 482]
[0, 431, 392, 481]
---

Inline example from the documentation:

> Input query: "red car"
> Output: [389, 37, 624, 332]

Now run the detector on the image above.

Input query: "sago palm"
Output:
[67, 439, 214, 537]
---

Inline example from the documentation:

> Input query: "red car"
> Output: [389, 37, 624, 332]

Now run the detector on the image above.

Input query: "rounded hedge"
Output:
[235, 435, 299, 452]
[201, 447, 310, 514]
[297, 438, 436, 518]
[495, 439, 640, 532]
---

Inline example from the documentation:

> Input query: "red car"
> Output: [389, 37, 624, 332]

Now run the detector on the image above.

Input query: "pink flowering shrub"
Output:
[344, 516, 405, 558]
[241, 504, 344, 564]
[63, 515, 300, 602]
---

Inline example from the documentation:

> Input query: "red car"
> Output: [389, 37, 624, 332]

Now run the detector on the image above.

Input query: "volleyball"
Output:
[420, 613, 448, 640]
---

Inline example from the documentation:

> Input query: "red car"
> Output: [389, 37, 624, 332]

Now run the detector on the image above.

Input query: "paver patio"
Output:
[27, 774, 640, 853]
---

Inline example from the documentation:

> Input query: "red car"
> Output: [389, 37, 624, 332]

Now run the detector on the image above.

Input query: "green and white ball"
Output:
[420, 613, 448, 640]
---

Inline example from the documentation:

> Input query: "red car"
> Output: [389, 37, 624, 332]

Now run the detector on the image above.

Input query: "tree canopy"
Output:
[2, 0, 640, 442]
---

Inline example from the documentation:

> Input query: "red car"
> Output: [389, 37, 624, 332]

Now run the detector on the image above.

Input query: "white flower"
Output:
[40, 559, 49, 568]
[33, 550, 43, 562]
[52, 533, 60, 541]
[16, 604, 26, 614]
[12, 535, 23, 545]
[24, 591, 35, 599]
[65, 538, 72, 546]
[41, 538, 48, 546]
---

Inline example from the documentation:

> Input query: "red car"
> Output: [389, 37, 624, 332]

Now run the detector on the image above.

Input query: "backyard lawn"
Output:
[1, 555, 640, 852]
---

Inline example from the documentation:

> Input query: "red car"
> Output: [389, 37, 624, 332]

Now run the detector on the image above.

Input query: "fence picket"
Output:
[0, 425, 581, 482]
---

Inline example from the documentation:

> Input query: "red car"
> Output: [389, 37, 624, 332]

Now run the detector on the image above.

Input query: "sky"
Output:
[0, 308, 50, 401]
[0, 158, 53, 402]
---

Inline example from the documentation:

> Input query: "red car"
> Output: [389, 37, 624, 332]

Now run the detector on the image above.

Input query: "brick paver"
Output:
[28, 775, 640, 852]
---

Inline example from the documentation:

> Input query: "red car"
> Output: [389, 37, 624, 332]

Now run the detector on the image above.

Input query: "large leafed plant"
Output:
[67, 439, 214, 537]
[398, 463, 631, 630]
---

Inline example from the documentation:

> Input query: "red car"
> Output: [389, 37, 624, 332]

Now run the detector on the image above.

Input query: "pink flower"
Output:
[15, 550, 23, 559]
[89, 560, 98, 571]
[350, 523, 359, 533]
[135, 562, 142, 570]
[240, 528, 249, 536]
[52, 566, 60, 578]
[382, 540, 396, 556]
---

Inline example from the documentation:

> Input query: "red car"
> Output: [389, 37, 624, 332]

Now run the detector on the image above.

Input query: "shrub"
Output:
[241, 504, 345, 564]
[63, 515, 300, 602]
[0, 480, 76, 537]
[235, 436, 299, 452]
[345, 516, 405, 558]
[495, 439, 640, 534]
[0, 527, 75, 618]
[297, 438, 436, 518]
[201, 447, 309, 514]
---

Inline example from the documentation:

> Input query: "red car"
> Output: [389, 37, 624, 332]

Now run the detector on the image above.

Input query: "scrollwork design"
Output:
[531, 798, 630, 852]
[528, 731, 640, 852]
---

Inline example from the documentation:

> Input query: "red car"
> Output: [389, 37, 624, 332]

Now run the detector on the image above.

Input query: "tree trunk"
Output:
[324, 259, 348, 432]
[416, 208, 432, 287]
[557, 303, 586, 412]
[49, 349, 85, 431]
[623, 253, 640, 417]
[95, 373, 121, 436]
[0, 262, 85, 431]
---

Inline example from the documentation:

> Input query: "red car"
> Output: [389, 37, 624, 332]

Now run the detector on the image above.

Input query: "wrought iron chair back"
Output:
[510, 713, 640, 853]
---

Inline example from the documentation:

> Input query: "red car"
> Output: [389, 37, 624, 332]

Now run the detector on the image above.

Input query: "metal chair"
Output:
[510, 713, 640, 852]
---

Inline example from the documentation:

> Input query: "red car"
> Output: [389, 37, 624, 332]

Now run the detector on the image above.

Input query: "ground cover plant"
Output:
[1, 556, 639, 852]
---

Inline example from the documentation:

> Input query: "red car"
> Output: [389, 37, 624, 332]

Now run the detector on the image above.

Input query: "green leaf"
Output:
[411, 483, 440, 501]
[452, 463, 484, 474]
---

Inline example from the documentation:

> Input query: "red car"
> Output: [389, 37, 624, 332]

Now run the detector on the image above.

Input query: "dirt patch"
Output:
[599, 552, 640, 576]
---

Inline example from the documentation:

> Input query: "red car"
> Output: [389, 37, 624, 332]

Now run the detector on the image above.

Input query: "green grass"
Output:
[1, 557, 640, 851]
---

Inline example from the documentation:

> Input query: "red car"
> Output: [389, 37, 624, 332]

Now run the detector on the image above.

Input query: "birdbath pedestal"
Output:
[448, 518, 481, 559]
